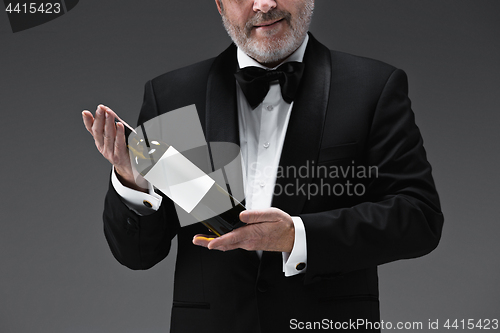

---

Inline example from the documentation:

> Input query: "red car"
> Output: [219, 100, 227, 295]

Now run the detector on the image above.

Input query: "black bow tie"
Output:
[234, 61, 305, 109]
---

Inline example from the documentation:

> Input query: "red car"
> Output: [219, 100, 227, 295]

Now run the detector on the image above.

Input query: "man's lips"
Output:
[254, 18, 284, 28]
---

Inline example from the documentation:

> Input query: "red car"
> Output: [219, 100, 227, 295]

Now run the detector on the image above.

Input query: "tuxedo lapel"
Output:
[205, 44, 240, 146]
[271, 34, 332, 215]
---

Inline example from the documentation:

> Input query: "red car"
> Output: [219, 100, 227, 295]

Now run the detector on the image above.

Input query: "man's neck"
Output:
[258, 56, 294, 69]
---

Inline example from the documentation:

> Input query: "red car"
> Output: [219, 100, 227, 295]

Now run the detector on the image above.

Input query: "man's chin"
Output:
[244, 42, 293, 65]
[248, 38, 281, 52]
[247, 31, 290, 52]
[229, 22, 304, 64]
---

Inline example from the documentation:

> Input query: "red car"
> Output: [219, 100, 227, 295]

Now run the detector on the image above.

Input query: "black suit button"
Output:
[257, 280, 268, 292]
[143, 200, 153, 208]
[295, 262, 306, 271]
[125, 218, 138, 234]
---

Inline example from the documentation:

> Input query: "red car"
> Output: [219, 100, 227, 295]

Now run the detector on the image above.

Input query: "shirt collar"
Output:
[237, 33, 309, 70]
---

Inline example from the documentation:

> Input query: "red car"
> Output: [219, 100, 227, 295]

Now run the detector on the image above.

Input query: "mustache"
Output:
[245, 9, 292, 30]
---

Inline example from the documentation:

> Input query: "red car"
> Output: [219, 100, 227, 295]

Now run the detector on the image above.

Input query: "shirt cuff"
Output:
[282, 216, 307, 277]
[111, 167, 162, 215]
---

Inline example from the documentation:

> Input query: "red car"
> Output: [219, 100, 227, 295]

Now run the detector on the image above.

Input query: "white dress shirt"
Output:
[112, 35, 309, 276]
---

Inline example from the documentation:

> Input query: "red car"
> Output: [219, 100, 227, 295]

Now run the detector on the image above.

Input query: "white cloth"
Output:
[113, 35, 310, 276]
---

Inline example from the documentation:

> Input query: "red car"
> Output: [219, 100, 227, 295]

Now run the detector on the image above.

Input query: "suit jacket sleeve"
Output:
[103, 80, 181, 270]
[301, 69, 444, 283]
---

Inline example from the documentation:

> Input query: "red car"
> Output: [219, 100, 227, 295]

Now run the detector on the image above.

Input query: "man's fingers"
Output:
[99, 104, 130, 162]
[114, 122, 129, 160]
[207, 232, 237, 250]
[193, 234, 216, 248]
[92, 105, 106, 149]
[82, 110, 95, 133]
[193, 231, 245, 251]
[239, 207, 283, 224]
[210, 242, 241, 252]
[100, 104, 118, 118]
[103, 108, 117, 157]
[207, 227, 255, 251]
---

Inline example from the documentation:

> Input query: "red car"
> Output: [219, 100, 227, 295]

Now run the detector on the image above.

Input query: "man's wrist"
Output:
[114, 166, 148, 193]
[286, 219, 295, 253]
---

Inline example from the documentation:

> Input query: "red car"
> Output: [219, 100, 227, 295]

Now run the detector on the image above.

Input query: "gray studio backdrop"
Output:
[1, 1, 499, 332]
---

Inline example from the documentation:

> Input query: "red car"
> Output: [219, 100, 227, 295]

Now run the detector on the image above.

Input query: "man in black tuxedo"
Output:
[83, 0, 443, 332]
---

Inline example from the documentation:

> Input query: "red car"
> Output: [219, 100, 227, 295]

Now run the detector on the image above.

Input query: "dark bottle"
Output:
[126, 125, 246, 236]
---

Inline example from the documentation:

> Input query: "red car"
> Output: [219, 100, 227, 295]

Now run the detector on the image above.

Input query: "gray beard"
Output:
[221, 1, 314, 65]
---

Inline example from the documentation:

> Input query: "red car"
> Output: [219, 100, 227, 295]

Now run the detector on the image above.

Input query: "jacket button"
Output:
[257, 280, 268, 292]
[125, 218, 138, 234]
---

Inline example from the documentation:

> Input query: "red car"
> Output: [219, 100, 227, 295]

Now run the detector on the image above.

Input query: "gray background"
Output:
[1, 0, 499, 332]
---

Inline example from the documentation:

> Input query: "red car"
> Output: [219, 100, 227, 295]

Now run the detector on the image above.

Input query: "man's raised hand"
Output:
[82, 105, 147, 192]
